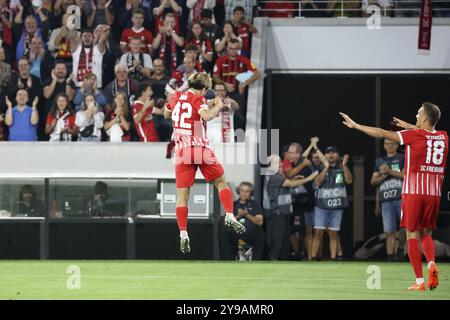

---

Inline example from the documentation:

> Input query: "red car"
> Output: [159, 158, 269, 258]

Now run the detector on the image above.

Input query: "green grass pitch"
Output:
[0, 261, 449, 300]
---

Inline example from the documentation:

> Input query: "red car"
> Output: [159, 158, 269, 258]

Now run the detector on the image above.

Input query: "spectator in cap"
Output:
[311, 145, 353, 260]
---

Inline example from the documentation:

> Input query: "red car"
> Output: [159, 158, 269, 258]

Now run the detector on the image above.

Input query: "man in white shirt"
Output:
[70, 27, 108, 88]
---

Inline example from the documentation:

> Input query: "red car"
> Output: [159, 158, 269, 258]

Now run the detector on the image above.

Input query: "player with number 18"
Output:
[340, 102, 448, 291]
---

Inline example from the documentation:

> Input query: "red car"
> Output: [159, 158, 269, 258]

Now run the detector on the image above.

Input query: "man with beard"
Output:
[70, 28, 107, 88]
[42, 60, 74, 139]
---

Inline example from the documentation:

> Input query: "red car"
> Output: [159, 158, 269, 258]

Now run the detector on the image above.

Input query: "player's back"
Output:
[400, 129, 448, 196]
[168, 90, 210, 149]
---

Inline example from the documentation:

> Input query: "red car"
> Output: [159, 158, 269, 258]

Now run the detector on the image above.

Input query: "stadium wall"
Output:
[265, 18, 450, 71]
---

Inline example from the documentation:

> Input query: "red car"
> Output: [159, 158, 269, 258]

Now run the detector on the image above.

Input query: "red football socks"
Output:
[176, 206, 188, 232]
[407, 239, 423, 279]
[219, 188, 234, 213]
[421, 235, 435, 264]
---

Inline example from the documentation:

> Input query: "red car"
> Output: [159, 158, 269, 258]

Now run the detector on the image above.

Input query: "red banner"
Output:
[418, 0, 433, 53]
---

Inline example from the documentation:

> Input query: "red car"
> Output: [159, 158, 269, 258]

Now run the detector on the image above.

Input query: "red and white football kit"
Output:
[132, 100, 159, 142]
[397, 129, 448, 231]
[166, 90, 224, 188]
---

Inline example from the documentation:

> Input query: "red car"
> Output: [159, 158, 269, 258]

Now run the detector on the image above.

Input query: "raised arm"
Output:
[154, 0, 169, 16]
[4, 97, 13, 126]
[342, 154, 353, 185]
[303, 136, 319, 158]
[314, 148, 329, 188]
[340, 112, 401, 143]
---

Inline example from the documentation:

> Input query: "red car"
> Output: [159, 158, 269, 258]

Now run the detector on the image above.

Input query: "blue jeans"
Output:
[381, 199, 402, 233]
[314, 207, 343, 231]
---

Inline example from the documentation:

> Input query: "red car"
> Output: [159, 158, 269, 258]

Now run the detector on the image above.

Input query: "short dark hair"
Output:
[422, 102, 441, 126]
[132, 8, 145, 17]
[228, 38, 240, 46]
[214, 83, 226, 90]
[21, 184, 35, 196]
[94, 181, 108, 196]
[18, 56, 30, 65]
[185, 44, 199, 52]
[81, 28, 93, 35]
[54, 60, 67, 67]
[233, 6, 245, 14]
[201, 9, 213, 19]
[136, 81, 153, 98]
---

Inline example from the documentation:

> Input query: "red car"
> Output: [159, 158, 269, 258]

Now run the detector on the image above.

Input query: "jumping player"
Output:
[165, 72, 246, 254]
[340, 102, 448, 291]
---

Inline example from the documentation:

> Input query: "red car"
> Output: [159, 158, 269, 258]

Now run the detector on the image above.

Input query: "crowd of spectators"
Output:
[0, 0, 261, 143]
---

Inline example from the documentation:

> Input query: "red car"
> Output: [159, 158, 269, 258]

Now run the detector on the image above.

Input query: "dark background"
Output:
[263, 74, 450, 254]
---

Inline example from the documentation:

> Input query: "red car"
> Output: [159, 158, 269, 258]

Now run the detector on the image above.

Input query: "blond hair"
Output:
[188, 72, 212, 90]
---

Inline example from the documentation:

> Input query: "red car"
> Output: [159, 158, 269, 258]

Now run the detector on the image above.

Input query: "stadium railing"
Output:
[256, 0, 450, 17]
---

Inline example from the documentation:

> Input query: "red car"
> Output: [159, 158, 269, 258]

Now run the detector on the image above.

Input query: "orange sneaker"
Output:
[408, 283, 426, 291]
[428, 262, 439, 291]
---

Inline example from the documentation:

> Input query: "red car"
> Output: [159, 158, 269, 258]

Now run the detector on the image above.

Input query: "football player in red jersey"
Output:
[340, 102, 448, 291]
[165, 72, 246, 254]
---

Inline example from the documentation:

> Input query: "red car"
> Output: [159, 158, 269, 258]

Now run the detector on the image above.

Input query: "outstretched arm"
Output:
[392, 117, 418, 130]
[340, 112, 400, 143]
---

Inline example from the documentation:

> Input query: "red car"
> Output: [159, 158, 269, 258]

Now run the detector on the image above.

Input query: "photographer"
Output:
[263, 154, 319, 261]
[45, 93, 77, 142]
[282, 138, 318, 260]
[312, 146, 353, 260]
[370, 139, 405, 261]
[206, 83, 239, 144]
